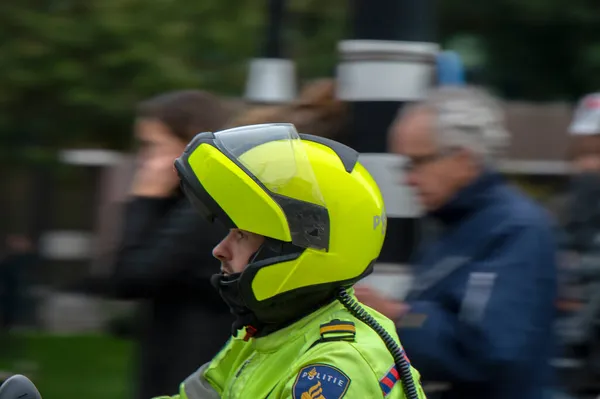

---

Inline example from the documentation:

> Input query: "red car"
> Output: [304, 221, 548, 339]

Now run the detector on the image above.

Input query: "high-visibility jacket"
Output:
[156, 298, 426, 399]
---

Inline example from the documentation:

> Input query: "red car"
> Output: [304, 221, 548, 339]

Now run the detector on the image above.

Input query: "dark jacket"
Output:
[398, 171, 557, 399]
[110, 196, 232, 399]
[563, 172, 600, 252]
[555, 172, 600, 388]
[0, 251, 36, 328]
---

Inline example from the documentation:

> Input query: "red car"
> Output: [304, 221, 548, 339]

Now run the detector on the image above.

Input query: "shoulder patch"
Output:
[379, 352, 411, 397]
[379, 365, 400, 396]
[319, 319, 356, 342]
[292, 364, 351, 399]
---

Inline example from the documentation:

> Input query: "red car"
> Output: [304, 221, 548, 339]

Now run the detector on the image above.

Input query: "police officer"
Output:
[163, 123, 425, 399]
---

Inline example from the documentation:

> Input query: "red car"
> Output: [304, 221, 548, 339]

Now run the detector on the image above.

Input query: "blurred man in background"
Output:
[563, 92, 600, 252]
[554, 92, 600, 396]
[356, 86, 557, 399]
[108, 90, 233, 399]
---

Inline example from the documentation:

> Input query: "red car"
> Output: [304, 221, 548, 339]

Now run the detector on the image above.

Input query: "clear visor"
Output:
[213, 123, 326, 207]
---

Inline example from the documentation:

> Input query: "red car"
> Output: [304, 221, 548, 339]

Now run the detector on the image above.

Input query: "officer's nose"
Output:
[212, 235, 231, 262]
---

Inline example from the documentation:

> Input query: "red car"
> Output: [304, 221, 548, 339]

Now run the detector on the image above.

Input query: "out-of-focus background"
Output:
[1, 0, 600, 398]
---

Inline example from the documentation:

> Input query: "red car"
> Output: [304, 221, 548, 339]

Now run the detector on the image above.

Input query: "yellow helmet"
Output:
[175, 123, 386, 324]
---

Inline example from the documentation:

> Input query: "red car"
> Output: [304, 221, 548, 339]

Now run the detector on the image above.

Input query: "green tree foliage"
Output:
[2, 0, 599, 156]
[288, 0, 347, 78]
[0, 0, 348, 156]
[440, 0, 600, 101]
[0, 0, 264, 154]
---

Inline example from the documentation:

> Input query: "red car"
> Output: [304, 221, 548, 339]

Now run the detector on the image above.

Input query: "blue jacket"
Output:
[398, 171, 557, 399]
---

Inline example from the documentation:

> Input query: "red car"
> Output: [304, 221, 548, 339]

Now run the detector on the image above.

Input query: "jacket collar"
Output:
[428, 168, 503, 225]
[252, 299, 344, 352]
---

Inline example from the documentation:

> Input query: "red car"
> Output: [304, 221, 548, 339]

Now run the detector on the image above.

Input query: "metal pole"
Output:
[245, 0, 297, 104]
[263, 0, 285, 59]
[337, 0, 438, 271]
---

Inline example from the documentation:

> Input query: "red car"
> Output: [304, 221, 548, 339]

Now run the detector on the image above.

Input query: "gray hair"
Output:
[410, 86, 510, 163]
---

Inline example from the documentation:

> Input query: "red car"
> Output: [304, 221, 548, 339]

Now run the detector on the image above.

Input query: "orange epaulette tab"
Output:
[319, 319, 356, 342]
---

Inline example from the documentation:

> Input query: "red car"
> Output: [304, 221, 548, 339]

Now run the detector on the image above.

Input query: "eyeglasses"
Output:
[401, 149, 459, 173]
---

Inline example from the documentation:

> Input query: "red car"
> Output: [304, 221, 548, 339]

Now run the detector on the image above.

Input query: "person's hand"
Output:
[6, 235, 33, 254]
[354, 285, 409, 320]
[130, 153, 179, 197]
[573, 155, 600, 172]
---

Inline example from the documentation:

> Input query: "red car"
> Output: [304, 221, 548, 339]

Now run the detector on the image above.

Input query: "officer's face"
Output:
[212, 229, 265, 275]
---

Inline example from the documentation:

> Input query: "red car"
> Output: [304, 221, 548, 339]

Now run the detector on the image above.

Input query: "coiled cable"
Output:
[336, 287, 419, 399]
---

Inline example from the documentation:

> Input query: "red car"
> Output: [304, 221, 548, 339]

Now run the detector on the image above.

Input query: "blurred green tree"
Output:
[440, 0, 600, 101]
[2, 0, 599, 157]
[0, 0, 349, 155]
[0, 0, 264, 154]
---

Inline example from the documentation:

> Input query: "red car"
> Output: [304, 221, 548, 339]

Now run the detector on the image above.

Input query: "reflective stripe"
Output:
[408, 256, 469, 297]
[182, 363, 220, 399]
[459, 272, 497, 323]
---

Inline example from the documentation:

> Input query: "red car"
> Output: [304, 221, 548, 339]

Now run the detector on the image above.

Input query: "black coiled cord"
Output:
[336, 288, 419, 399]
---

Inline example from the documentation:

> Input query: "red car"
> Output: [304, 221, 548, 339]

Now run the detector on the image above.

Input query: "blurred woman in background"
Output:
[109, 90, 233, 399]
[229, 78, 347, 139]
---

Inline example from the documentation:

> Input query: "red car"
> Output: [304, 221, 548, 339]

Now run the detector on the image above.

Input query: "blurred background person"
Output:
[356, 86, 558, 399]
[107, 90, 233, 399]
[228, 78, 348, 140]
[0, 234, 36, 331]
[0, 234, 37, 381]
[562, 93, 600, 253]
[554, 92, 600, 397]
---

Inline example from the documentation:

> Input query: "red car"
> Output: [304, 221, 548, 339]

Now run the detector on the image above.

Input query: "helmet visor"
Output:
[214, 123, 326, 209]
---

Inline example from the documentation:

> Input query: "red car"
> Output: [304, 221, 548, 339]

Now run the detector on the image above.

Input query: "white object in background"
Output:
[40, 230, 93, 260]
[360, 263, 414, 301]
[38, 291, 136, 333]
[358, 153, 422, 218]
[337, 40, 439, 101]
[245, 58, 297, 104]
[59, 149, 123, 166]
[569, 93, 600, 135]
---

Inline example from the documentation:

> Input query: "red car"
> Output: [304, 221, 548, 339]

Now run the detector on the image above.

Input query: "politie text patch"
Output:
[292, 364, 351, 399]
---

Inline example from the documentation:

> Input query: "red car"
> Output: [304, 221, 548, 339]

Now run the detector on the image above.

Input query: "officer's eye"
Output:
[236, 230, 247, 240]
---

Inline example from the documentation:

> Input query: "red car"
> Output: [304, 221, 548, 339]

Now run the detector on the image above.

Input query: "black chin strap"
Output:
[233, 238, 303, 338]
[216, 238, 309, 339]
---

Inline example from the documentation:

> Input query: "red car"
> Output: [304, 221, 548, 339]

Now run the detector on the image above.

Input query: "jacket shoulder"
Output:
[288, 338, 424, 399]
[289, 306, 415, 397]
[487, 185, 555, 234]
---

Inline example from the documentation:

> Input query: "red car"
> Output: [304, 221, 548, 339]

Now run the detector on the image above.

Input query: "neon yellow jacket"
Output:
[160, 299, 426, 399]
